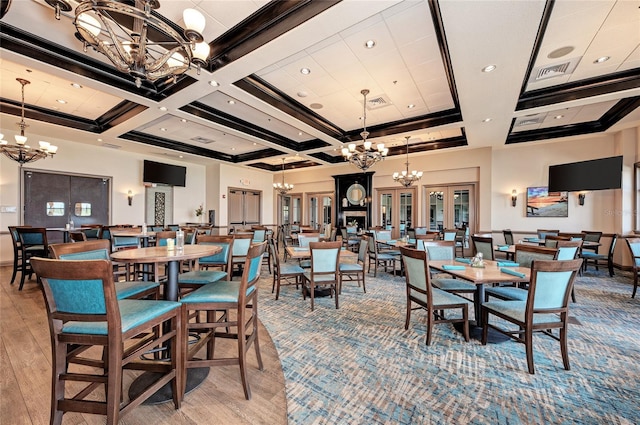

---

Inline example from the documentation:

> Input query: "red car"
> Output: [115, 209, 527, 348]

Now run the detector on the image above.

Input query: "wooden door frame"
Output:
[422, 182, 478, 237]
[305, 191, 334, 230]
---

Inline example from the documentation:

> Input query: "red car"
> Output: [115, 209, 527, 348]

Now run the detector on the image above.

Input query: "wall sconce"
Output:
[127, 190, 133, 206]
[578, 192, 586, 206]
[511, 189, 517, 207]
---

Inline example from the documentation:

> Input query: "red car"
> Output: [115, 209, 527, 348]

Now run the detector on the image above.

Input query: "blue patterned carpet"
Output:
[257, 267, 640, 424]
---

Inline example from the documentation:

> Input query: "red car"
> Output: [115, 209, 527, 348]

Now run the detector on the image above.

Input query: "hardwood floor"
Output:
[0, 265, 288, 425]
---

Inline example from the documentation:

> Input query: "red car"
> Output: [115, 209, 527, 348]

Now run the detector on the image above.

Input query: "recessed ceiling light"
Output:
[179, 155, 183, 158]
[160, 127, 167, 132]
[56, 99, 67, 104]
[310, 103, 323, 109]
[180, 118, 187, 123]
[407, 104, 415, 109]
[253, 142, 257, 146]
[364, 40, 376, 49]
[70, 83, 83, 89]
[298, 132, 303, 136]
[209, 80, 219, 87]
[97, 138, 102, 142]
[300, 68, 311, 75]
[594, 56, 610, 64]
[231, 147, 236, 151]
[159, 106, 167, 111]
[228, 100, 235, 105]
[482, 65, 497, 73]
[554, 114, 564, 119]
[482, 118, 492, 122]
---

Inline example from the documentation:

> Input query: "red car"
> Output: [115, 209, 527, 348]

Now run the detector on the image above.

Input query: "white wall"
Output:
[218, 163, 275, 228]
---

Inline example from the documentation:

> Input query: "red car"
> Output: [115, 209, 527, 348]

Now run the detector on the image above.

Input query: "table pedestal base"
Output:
[453, 321, 510, 344]
[128, 367, 209, 405]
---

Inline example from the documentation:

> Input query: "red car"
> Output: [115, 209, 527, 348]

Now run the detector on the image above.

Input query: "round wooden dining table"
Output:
[111, 244, 221, 301]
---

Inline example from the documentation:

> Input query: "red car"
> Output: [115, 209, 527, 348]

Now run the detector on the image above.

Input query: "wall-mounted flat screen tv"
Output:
[526, 186, 568, 217]
[143, 160, 186, 187]
[548, 156, 622, 192]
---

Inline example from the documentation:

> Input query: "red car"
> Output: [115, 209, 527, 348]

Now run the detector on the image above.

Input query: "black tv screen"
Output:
[143, 160, 186, 187]
[548, 156, 622, 192]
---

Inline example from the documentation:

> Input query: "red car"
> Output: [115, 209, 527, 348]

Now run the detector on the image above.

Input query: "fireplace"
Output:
[344, 211, 367, 230]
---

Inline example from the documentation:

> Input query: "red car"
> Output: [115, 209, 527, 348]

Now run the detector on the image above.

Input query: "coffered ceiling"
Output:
[0, 0, 639, 172]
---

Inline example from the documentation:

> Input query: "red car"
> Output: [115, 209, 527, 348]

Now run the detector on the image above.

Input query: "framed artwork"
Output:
[526, 186, 568, 217]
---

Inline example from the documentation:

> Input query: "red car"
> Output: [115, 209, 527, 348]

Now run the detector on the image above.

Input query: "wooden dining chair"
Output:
[16, 226, 49, 290]
[400, 246, 471, 345]
[69, 231, 87, 242]
[422, 240, 477, 296]
[31, 257, 183, 425]
[581, 234, 617, 277]
[269, 237, 304, 300]
[339, 237, 367, 294]
[481, 259, 583, 374]
[8, 225, 31, 285]
[49, 239, 160, 300]
[302, 241, 342, 311]
[625, 237, 640, 298]
[180, 242, 267, 400]
[471, 235, 495, 260]
[178, 235, 233, 296]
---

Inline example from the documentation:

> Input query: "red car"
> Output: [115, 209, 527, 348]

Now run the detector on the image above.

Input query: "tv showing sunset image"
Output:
[526, 186, 568, 217]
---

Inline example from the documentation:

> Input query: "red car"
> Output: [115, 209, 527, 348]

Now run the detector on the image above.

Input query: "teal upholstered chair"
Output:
[366, 232, 398, 276]
[180, 242, 267, 400]
[8, 225, 30, 285]
[80, 226, 102, 239]
[50, 239, 159, 300]
[485, 245, 557, 302]
[30, 257, 183, 425]
[625, 237, 640, 298]
[422, 241, 476, 296]
[581, 234, 617, 277]
[537, 229, 559, 240]
[297, 234, 320, 268]
[269, 237, 304, 300]
[400, 247, 470, 345]
[339, 237, 367, 294]
[178, 235, 233, 296]
[481, 258, 583, 374]
[16, 226, 48, 291]
[471, 235, 495, 260]
[340, 227, 360, 251]
[302, 241, 342, 311]
[231, 233, 254, 275]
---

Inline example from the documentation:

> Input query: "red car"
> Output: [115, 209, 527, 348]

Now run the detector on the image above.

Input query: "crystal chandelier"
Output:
[342, 89, 388, 171]
[393, 136, 423, 187]
[1, 78, 58, 166]
[46, 0, 211, 88]
[273, 158, 293, 195]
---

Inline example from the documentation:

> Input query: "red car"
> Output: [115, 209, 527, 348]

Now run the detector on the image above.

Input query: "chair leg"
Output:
[633, 273, 638, 298]
[10, 257, 18, 284]
[461, 306, 469, 342]
[481, 309, 489, 345]
[425, 308, 433, 346]
[525, 328, 535, 374]
[404, 300, 411, 330]
[560, 324, 570, 371]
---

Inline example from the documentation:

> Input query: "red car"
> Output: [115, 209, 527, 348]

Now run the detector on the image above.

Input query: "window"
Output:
[46, 202, 65, 216]
[74, 202, 92, 217]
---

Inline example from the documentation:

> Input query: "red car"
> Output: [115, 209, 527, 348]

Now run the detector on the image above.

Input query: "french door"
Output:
[425, 184, 475, 238]
[228, 188, 261, 228]
[307, 192, 334, 232]
[376, 187, 416, 239]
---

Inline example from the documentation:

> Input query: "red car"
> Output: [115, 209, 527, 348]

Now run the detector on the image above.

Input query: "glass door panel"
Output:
[426, 184, 475, 240]
[377, 188, 416, 239]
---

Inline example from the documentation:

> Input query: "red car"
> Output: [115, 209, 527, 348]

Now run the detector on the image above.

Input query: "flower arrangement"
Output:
[348, 220, 358, 227]
[195, 204, 204, 217]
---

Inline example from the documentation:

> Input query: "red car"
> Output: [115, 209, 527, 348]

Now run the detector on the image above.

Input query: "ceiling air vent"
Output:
[529, 57, 582, 83]
[515, 114, 546, 127]
[101, 143, 121, 149]
[191, 136, 216, 144]
[366, 94, 392, 110]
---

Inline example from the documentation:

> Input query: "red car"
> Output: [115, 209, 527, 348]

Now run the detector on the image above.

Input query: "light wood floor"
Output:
[0, 265, 288, 425]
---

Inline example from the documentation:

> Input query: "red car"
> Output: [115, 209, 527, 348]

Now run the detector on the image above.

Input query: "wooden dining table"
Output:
[286, 246, 357, 260]
[428, 259, 531, 329]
